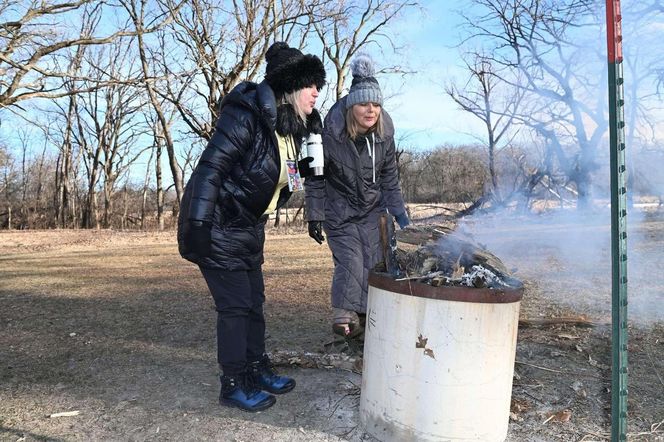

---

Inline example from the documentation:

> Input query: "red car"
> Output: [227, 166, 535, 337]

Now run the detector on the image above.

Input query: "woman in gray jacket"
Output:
[304, 54, 409, 339]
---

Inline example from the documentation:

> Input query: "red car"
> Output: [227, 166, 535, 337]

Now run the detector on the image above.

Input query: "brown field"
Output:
[1, 212, 663, 441]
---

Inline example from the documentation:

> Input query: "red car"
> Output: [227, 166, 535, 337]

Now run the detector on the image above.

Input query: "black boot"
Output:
[219, 373, 276, 412]
[248, 355, 296, 394]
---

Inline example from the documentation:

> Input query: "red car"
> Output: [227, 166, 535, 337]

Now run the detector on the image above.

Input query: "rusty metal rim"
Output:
[369, 272, 523, 304]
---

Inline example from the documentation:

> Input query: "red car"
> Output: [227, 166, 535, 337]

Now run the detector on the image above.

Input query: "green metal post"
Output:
[606, 1, 629, 440]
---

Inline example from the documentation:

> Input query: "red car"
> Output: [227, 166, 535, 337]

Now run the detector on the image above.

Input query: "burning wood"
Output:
[377, 218, 522, 290]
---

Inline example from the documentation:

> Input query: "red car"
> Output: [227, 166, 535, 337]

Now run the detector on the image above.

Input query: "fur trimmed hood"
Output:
[276, 106, 323, 140]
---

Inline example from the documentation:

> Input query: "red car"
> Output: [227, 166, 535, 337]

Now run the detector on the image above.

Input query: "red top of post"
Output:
[606, 0, 623, 63]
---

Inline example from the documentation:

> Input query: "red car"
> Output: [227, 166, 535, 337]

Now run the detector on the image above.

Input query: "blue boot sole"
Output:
[219, 394, 276, 412]
[261, 379, 296, 395]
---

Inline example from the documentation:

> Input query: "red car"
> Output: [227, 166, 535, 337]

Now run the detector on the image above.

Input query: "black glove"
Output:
[188, 220, 212, 257]
[308, 221, 325, 244]
[298, 157, 314, 178]
[394, 212, 410, 229]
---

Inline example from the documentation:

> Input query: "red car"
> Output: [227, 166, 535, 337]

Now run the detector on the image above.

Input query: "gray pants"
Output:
[325, 214, 383, 314]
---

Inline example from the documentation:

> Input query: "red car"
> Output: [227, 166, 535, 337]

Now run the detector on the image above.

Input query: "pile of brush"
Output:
[378, 221, 522, 290]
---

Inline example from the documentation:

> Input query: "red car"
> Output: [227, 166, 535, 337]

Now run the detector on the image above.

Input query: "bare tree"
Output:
[73, 40, 148, 228]
[0, 1, 147, 109]
[121, 0, 186, 216]
[622, 2, 664, 147]
[461, 0, 608, 210]
[446, 54, 523, 202]
[0, 143, 17, 227]
[142, 106, 176, 230]
[153, 0, 311, 141]
[307, 0, 419, 100]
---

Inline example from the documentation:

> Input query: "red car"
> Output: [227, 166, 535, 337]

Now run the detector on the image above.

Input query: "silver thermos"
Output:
[306, 133, 324, 176]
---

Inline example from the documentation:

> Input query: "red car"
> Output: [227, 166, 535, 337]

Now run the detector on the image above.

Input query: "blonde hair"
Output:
[345, 105, 384, 140]
[281, 90, 307, 124]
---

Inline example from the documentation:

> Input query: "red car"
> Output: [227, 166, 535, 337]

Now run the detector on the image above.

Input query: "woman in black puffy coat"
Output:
[177, 42, 325, 412]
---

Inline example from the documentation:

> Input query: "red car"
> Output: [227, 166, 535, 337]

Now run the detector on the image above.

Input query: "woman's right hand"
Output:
[189, 220, 212, 257]
[308, 221, 325, 244]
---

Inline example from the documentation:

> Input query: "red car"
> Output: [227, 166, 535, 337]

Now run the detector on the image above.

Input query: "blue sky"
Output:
[0, 1, 478, 187]
[377, 1, 486, 150]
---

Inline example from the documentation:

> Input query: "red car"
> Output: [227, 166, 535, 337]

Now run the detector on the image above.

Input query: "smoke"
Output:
[452, 204, 663, 328]
[430, 0, 664, 328]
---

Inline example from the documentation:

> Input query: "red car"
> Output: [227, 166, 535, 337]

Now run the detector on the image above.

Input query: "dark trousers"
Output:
[199, 267, 266, 375]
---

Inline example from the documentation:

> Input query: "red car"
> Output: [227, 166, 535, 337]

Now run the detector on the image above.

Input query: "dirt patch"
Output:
[0, 216, 662, 441]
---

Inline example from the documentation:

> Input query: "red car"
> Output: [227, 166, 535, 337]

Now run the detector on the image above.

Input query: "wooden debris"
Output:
[268, 350, 359, 372]
[379, 213, 400, 276]
[518, 316, 610, 328]
[49, 410, 80, 418]
[511, 398, 531, 414]
[510, 397, 531, 421]
[542, 408, 572, 424]
[515, 360, 563, 373]
[390, 224, 522, 289]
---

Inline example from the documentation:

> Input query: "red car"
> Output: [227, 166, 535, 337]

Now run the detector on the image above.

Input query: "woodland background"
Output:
[1, 0, 663, 230]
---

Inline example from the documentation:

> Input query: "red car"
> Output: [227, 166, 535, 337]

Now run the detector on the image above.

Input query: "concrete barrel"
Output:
[360, 272, 523, 442]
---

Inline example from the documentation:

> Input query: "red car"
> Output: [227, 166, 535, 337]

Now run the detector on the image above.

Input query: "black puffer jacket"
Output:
[178, 80, 294, 270]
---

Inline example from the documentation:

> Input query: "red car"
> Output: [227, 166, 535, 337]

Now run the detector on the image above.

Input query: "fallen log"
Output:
[518, 316, 611, 328]
[268, 349, 361, 372]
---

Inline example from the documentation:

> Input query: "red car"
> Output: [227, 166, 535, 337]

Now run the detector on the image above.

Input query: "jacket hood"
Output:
[219, 80, 278, 130]
[324, 95, 394, 143]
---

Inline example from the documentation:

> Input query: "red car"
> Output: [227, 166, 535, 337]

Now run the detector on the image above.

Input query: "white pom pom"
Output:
[350, 53, 375, 78]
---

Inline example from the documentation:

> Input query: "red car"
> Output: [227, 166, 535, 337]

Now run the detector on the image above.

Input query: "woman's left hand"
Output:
[394, 212, 410, 229]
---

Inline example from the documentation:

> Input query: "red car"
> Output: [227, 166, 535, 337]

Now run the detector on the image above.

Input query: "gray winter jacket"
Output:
[304, 96, 406, 228]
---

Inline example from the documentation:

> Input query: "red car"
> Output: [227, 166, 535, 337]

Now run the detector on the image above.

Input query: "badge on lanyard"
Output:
[286, 159, 303, 192]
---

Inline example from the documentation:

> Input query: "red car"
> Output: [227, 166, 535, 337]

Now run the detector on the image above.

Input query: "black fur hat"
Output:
[265, 42, 326, 97]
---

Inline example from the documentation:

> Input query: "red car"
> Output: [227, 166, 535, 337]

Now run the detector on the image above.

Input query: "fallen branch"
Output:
[518, 316, 610, 328]
[515, 361, 563, 373]
[516, 361, 605, 379]
[410, 204, 461, 214]
[49, 410, 80, 418]
[268, 350, 360, 372]
[652, 418, 664, 433]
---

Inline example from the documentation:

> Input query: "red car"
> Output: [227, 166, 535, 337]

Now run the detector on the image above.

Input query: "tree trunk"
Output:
[35, 143, 47, 228]
[103, 179, 112, 228]
[85, 163, 101, 230]
[56, 96, 75, 228]
[141, 147, 154, 230]
[20, 144, 27, 229]
[129, 5, 183, 216]
[122, 185, 129, 230]
[156, 140, 164, 231]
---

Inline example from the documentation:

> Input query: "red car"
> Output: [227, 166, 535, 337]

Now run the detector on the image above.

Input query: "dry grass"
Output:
[0, 222, 662, 441]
